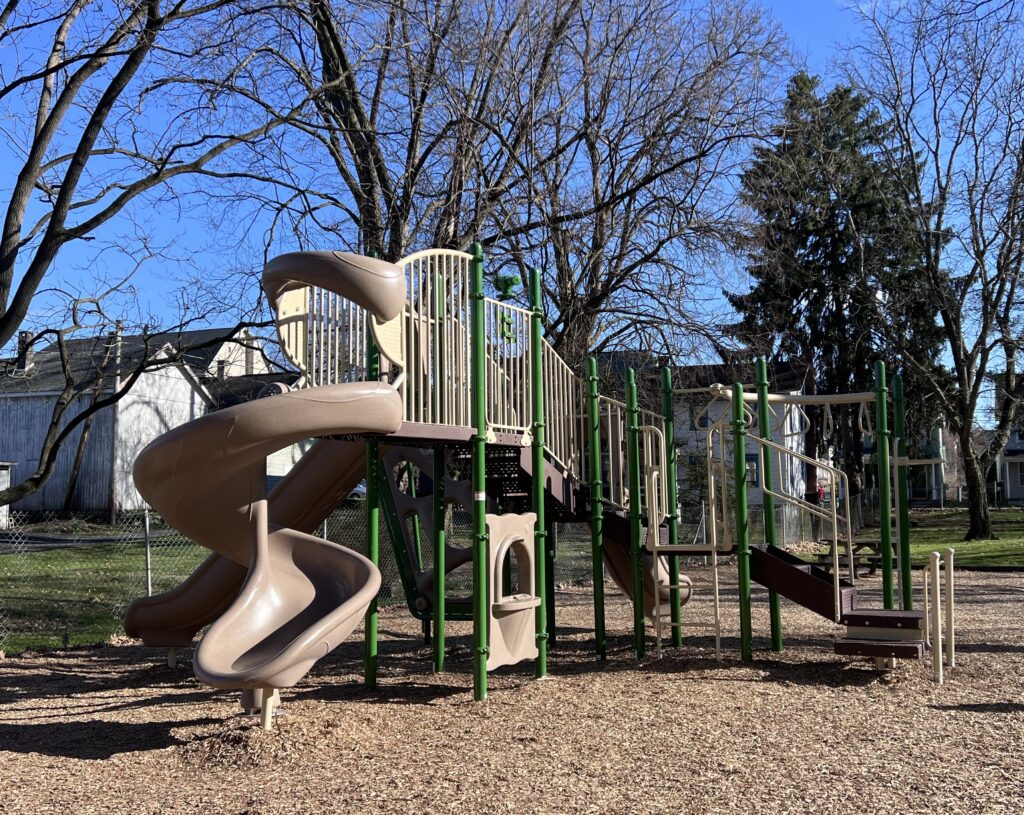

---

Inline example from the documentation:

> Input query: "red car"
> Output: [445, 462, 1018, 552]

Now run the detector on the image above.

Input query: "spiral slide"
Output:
[126, 253, 406, 723]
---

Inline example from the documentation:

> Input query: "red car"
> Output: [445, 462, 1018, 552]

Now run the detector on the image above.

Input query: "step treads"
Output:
[834, 638, 924, 659]
[841, 609, 925, 630]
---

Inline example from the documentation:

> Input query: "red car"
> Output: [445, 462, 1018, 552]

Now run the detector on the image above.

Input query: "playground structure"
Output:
[124, 246, 955, 728]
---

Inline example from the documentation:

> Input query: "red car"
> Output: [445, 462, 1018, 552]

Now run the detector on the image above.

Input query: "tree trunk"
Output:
[961, 438, 994, 540]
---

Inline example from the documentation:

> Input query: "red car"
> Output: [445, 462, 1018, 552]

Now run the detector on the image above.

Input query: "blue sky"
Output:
[2, 0, 863, 352]
[765, 0, 858, 76]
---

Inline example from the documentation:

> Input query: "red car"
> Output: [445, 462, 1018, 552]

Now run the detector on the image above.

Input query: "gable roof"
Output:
[0, 327, 243, 396]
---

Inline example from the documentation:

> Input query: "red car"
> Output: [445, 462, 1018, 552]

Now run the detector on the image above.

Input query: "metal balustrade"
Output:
[274, 247, 670, 523]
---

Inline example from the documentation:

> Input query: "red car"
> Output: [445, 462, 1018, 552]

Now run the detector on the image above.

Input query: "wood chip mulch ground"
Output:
[1, 567, 1022, 815]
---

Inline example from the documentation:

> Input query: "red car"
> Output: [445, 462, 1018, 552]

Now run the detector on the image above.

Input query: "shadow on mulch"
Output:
[930, 701, 1024, 714]
[0, 717, 218, 759]
[955, 641, 1024, 654]
[0, 654, 199, 702]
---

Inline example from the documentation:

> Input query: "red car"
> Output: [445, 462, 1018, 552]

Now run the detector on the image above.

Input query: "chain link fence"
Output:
[0, 491, 880, 655]
[0, 503, 606, 655]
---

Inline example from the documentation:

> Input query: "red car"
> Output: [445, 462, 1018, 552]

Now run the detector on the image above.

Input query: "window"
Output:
[1018, 463, 1024, 488]
[745, 453, 760, 487]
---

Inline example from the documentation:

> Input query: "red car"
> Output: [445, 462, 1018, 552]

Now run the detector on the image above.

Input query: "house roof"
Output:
[0, 327, 244, 396]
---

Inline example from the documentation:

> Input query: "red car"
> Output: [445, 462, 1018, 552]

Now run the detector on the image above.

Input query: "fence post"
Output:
[470, 241, 489, 701]
[529, 264, 548, 678]
[626, 368, 645, 660]
[930, 551, 942, 684]
[756, 357, 782, 651]
[875, 361, 894, 610]
[144, 507, 153, 597]
[734, 383, 753, 662]
[944, 547, 955, 669]
[587, 357, 606, 660]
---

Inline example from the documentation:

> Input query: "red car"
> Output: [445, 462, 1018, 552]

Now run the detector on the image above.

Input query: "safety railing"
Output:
[398, 249, 474, 427]
[705, 401, 742, 553]
[639, 407, 668, 526]
[923, 548, 955, 684]
[597, 395, 629, 511]
[753, 434, 855, 621]
[274, 247, 670, 516]
[483, 297, 532, 437]
[541, 339, 585, 479]
[280, 286, 369, 388]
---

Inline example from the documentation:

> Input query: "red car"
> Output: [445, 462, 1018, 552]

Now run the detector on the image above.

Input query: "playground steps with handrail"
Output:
[749, 546, 925, 660]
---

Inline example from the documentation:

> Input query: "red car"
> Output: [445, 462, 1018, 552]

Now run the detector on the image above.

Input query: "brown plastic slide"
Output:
[126, 251, 406, 694]
[123, 438, 369, 649]
[601, 513, 691, 618]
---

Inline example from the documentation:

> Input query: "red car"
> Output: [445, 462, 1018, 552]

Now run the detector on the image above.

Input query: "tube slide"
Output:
[125, 251, 407, 693]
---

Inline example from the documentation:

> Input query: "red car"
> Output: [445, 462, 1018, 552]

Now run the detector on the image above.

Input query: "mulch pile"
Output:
[1, 567, 1021, 814]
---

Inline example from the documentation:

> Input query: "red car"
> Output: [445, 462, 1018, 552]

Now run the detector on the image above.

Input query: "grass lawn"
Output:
[904, 507, 1024, 567]
[0, 540, 207, 653]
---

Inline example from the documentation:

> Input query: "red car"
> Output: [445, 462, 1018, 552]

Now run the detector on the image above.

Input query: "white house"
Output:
[670, 360, 811, 508]
[0, 327, 279, 515]
[1000, 426, 1024, 503]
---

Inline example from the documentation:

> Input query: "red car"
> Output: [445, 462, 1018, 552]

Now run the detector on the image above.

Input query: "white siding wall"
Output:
[1005, 460, 1024, 502]
[674, 398, 806, 505]
[206, 334, 271, 379]
[268, 440, 316, 479]
[0, 394, 115, 512]
[113, 365, 208, 511]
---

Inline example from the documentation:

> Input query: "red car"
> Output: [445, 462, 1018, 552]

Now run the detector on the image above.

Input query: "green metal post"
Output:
[626, 368, 645, 660]
[756, 358, 783, 652]
[875, 361, 894, 610]
[734, 383, 753, 662]
[587, 357, 607, 660]
[894, 374, 913, 610]
[661, 368, 683, 648]
[364, 313, 381, 689]
[529, 265, 549, 678]
[470, 242, 488, 700]
[432, 449, 446, 672]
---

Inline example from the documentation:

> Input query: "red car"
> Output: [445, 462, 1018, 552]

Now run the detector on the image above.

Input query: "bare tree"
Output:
[849, 0, 1024, 539]
[490, 0, 785, 368]
[226, 0, 783, 370]
[0, 1, 307, 507]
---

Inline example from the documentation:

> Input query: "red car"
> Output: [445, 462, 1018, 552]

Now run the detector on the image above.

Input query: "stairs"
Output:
[750, 545, 925, 661]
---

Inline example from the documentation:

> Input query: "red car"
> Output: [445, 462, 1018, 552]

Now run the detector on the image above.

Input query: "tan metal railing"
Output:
[541, 339, 585, 479]
[598, 395, 629, 511]
[273, 248, 672, 516]
[483, 298, 532, 437]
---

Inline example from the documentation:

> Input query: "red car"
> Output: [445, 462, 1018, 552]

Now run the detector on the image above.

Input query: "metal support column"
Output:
[893, 374, 913, 610]
[756, 357, 783, 651]
[364, 320, 381, 689]
[626, 368, 645, 660]
[661, 368, 683, 648]
[432, 449, 446, 672]
[470, 242, 489, 700]
[875, 361, 895, 610]
[529, 265, 549, 678]
[734, 383, 753, 662]
[587, 357, 607, 659]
